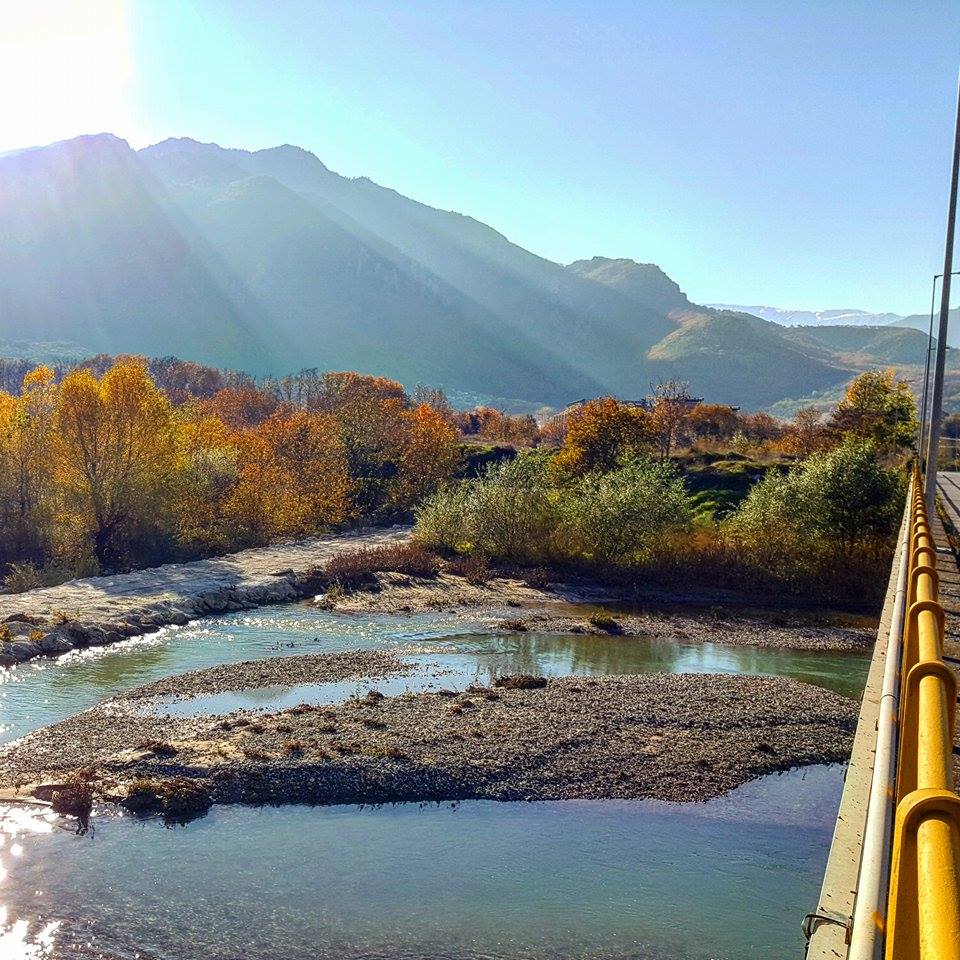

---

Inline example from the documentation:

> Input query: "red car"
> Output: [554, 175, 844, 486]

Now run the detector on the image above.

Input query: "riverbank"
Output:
[324, 571, 876, 652]
[0, 526, 410, 666]
[0, 530, 876, 669]
[0, 651, 858, 817]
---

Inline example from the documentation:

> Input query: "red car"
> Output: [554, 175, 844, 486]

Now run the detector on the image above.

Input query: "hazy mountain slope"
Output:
[890, 308, 960, 348]
[0, 134, 276, 371]
[161, 171, 580, 394]
[145, 140, 678, 390]
[647, 311, 852, 407]
[2, 132, 932, 410]
[780, 324, 934, 366]
[709, 304, 902, 327]
[565, 257, 692, 314]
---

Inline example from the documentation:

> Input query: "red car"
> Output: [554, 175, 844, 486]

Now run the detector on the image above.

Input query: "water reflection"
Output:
[0, 764, 843, 960]
[2, 607, 870, 742]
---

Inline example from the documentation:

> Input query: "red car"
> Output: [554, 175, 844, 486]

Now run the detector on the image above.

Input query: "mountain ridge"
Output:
[0, 132, 931, 409]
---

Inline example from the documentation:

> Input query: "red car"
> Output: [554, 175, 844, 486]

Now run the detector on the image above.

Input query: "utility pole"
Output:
[925, 70, 960, 510]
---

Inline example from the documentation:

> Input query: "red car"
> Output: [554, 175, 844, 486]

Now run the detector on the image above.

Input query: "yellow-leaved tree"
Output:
[55, 358, 177, 569]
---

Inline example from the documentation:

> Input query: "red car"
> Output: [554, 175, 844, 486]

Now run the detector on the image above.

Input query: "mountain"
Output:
[780, 324, 938, 366]
[889, 308, 960, 348]
[565, 257, 692, 314]
[0, 132, 935, 409]
[646, 310, 852, 407]
[0, 134, 276, 372]
[708, 304, 903, 327]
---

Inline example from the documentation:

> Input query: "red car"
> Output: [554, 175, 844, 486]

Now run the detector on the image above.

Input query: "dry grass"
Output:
[324, 543, 441, 587]
[445, 553, 491, 584]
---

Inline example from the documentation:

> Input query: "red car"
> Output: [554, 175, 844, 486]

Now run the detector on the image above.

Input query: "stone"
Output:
[2, 620, 40, 638]
[10, 640, 41, 661]
[39, 633, 74, 655]
[84, 627, 109, 647]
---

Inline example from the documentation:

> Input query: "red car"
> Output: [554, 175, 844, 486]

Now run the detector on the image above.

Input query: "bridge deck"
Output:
[934, 472, 960, 788]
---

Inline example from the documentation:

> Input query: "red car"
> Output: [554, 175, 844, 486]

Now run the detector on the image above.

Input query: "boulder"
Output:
[39, 633, 74, 655]
[3, 620, 41, 638]
[10, 640, 41, 661]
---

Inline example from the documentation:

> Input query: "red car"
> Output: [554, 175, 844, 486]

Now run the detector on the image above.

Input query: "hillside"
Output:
[646, 311, 851, 407]
[780, 324, 941, 367]
[890, 308, 960, 348]
[0, 132, 935, 409]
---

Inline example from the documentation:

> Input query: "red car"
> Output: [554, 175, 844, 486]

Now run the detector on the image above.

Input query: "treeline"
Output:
[0, 359, 458, 588]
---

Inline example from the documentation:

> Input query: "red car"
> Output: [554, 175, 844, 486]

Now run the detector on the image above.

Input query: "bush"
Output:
[445, 553, 492, 585]
[731, 438, 902, 548]
[412, 483, 472, 552]
[467, 457, 557, 560]
[3, 557, 99, 594]
[324, 543, 441, 587]
[556, 457, 692, 564]
[415, 456, 558, 562]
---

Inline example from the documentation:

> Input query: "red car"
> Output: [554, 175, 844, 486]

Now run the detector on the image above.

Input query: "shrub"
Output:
[324, 542, 441, 587]
[445, 553, 492, 585]
[731, 438, 902, 548]
[413, 483, 472, 552]
[415, 456, 558, 562]
[556, 457, 692, 564]
[3, 557, 98, 594]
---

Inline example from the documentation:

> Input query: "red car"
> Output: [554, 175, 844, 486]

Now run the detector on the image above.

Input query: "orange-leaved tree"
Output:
[552, 397, 653, 478]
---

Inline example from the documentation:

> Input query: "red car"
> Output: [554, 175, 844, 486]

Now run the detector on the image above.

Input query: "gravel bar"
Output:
[0, 667, 858, 809]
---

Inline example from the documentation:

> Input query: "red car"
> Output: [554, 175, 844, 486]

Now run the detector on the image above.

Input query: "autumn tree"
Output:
[828, 369, 917, 458]
[552, 397, 653, 477]
[307, 372, 411, 515]
[202, 385, 286, 429]
[648, 379, 693, 460]
[0, 366, 58, 559]
[390, 404, 461, 509]
[55, 358, 177, 569]
[684, 403, 740, 447]
[780, 406, 829, 458]
[224, 412, 351, 545]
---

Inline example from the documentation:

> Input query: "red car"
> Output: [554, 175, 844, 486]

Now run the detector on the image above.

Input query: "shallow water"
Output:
[0, 763, 841, 960]
[0, 605, 870, 741]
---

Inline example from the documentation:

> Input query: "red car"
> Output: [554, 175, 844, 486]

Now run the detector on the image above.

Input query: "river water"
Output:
[0, 603, 871, 959]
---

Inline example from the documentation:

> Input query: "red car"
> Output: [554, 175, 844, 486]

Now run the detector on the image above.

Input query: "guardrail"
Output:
[884, 469, 960, 959]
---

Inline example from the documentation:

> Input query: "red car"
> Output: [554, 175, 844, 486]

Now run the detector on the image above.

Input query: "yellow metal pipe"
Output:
[916, 815, 960, 959]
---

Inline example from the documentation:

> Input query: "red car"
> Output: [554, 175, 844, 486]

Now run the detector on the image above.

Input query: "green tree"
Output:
[731, 438, 902, 548]
[828, 369, 917, 457]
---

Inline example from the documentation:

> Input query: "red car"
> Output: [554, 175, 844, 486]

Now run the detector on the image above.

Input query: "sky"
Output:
[2, 0, 959, 315]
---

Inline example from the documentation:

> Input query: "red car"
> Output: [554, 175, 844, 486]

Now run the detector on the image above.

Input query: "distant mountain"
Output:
[889, 308, 960, 348]
[780, 324, 941, 366]
[710, 304, 903, 327]
[646, 310, 852, 407]
[0, 134, 276, 372]
[0, 132, 939, 409]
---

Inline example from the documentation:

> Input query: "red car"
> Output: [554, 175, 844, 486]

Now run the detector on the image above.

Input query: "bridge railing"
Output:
[884, 469, 960, 959]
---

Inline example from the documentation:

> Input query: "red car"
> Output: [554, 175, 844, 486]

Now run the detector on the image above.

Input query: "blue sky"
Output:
[5, 1, 959, 314]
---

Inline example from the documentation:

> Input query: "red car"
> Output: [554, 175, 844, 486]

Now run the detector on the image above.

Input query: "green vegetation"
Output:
[413, 370, 913, 606]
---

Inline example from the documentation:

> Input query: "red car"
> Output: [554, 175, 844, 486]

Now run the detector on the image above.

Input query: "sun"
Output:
[0, 0, 136, 153]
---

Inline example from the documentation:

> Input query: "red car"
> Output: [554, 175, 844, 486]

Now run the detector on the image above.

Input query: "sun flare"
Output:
[0, 0, 135, 153]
